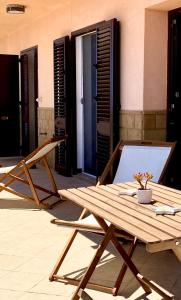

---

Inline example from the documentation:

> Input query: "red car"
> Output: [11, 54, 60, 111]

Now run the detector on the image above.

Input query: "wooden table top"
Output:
[59, 182, 181, 253]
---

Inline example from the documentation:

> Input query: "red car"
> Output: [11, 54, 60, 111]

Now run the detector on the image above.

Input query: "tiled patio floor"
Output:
[0, 161, 181, 299]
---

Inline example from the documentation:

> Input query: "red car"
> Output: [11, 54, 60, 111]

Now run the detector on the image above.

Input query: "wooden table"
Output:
[59, 181, 181, 299]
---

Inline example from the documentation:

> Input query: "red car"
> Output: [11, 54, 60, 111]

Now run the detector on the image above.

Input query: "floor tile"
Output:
[0, 165, 181, 300]
[19, 292, 68, 299]
[0, 271, 45, 292]
[0, 289, 24, 300]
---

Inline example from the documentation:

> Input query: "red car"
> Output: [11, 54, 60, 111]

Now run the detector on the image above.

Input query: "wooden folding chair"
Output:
[49, 140, 176, 294]
[0, 136, 66, 209]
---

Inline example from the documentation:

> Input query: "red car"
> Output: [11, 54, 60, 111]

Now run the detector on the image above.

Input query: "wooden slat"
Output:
[103, 184, 181, 228]
[149, 181, 181, 195]
[123, 182, 181, 211]
[90, 185, 181, 235]
[59, 181, 181, 248]
[149, 181, 181, 198]
[146, 239, 181, 253]
[59, 181, 181, 249]
[115, 182, 181, 224]
[80, 186, 181, 239]
[59, 189, 163, 243]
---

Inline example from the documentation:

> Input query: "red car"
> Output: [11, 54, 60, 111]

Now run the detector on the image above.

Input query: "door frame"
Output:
[166, 8, 181, 188]
[71, 21, 106, 173]
[71, 19, 120, 176]
[20, 45, 38, 155]
[75, 32, 97, 174]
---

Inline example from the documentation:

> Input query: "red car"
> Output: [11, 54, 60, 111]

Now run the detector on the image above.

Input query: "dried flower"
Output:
[133, 172, 153, 189]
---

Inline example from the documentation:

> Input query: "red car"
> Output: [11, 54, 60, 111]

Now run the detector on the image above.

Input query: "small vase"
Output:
[137, 188, 152, 204]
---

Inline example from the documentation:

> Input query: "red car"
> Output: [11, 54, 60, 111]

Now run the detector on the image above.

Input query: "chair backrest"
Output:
[99, 140, 176, 185]
[26, 141, 60, 165]
[24, 136, 66, 166]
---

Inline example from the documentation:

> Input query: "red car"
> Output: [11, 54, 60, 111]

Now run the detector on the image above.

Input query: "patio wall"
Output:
[0, 0, 180, 145]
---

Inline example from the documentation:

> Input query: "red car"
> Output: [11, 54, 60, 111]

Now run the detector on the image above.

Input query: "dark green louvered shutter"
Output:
[54, 36, 71, 176]
[96, 19, 120, 176]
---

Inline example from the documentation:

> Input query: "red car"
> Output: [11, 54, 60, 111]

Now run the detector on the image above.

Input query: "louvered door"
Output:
[54, 36, 71, 175]
[96, 19, 120, 176]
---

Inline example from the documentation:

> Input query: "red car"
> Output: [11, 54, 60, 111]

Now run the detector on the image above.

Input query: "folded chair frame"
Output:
[0, 136, 66, 209]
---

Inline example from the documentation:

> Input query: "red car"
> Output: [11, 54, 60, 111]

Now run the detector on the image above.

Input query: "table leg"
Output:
[95, 216, 152, 294]
[112, 236, 138, 296]
[71, 224, 116, 300]
[96, 216, 174, 299]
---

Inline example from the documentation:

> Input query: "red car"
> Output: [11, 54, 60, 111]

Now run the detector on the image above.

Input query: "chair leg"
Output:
[43, 157, 58, 194]
[23, 163, 41, 206]
[49, 208, 88, 281]
[71, 224, 116, 300]
[0, 164, 25, 188]
[49, 229, 79, 281]
[95, 216, 152, 295]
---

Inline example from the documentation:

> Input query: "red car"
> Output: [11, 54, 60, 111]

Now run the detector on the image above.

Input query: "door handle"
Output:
[169, 104, 175, 112]
[0, 116, 9, 121]
[80, 97, 85, 104]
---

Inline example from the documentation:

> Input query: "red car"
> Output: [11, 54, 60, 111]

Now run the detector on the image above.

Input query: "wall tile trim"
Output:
[119, 110, 166, 141]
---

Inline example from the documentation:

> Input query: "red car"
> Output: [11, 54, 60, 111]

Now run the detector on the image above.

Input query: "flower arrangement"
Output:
[133, 172, 153, 190]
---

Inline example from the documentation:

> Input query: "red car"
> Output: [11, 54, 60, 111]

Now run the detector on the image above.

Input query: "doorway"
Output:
[76, 32, 97, 176]
[0, 54, 20, 156]
[71, 19, 120, 178]
[167, 8, 181, 187]
[20, 46, 38, 156]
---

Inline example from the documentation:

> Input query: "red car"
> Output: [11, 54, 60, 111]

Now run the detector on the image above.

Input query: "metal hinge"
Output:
[175, 91, 180, 98]
[170, 104, 175, 112]
[172, 19, 177, 26]
[93, 63, 98, 69]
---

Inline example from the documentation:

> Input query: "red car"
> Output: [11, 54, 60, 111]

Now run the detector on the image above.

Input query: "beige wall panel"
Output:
[0, 0, 180, 112]
[144, 9, 168, 111]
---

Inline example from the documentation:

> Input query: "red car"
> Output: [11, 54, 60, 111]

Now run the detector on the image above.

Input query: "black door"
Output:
[0, 54, 20, 156]
[83, 33, 97, 175]
[167, 9, 181, 188]
[20, 46, 38, 155]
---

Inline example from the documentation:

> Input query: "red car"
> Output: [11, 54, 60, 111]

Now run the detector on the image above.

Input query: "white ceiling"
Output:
[0, 0, 67, 40]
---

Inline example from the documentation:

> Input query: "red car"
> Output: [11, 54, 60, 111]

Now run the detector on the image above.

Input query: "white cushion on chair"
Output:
[113, 145, 172, 184]
[0, 165, 16, 174]
[26, 141, 60, 164]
